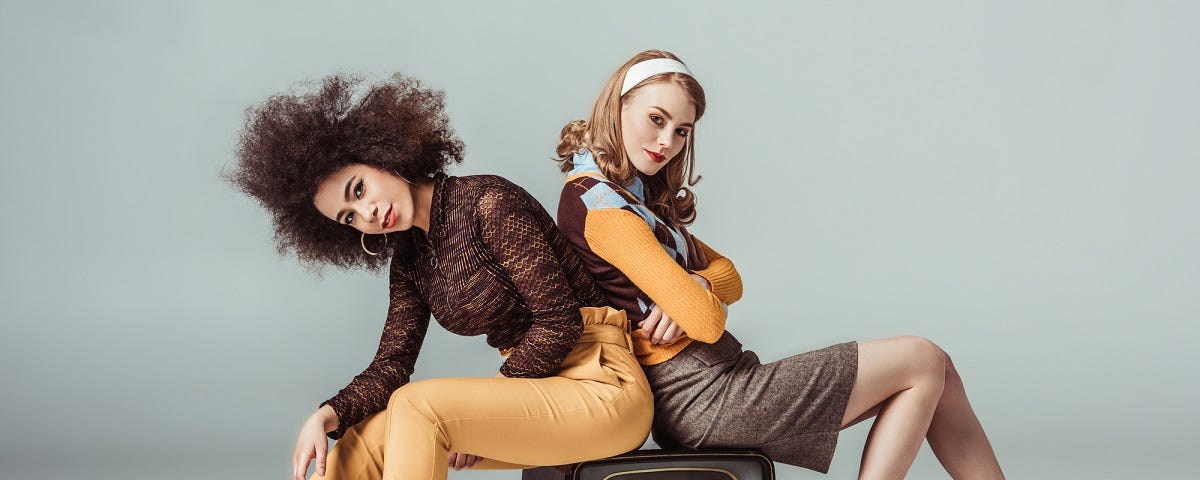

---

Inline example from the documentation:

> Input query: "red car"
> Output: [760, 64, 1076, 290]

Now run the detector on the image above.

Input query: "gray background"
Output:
[1, 1, 1196, 479]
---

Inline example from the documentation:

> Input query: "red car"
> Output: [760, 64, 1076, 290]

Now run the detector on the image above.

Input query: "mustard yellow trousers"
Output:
[311, 306, 653, 480]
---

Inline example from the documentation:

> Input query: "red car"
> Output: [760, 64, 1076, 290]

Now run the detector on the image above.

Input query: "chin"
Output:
[630, 162, 659, 177]
[641, 165, 667, 176]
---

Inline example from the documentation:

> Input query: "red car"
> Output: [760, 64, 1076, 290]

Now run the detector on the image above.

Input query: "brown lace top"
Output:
[321, 174, 608, 439]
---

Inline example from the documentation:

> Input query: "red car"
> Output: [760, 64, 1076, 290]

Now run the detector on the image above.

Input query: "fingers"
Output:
[661, 322, 682, 345]
[448, 452, 481, 470]
[315, 439, 328, 477]
[638, 305, 663, 340]
[640, 306, 686, 345]
[294, 446, 314, 480]
[651, 310, 673, 344]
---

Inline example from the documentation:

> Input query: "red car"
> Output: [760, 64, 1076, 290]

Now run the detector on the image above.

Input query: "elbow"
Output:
[689, 306, 727, 344]
[714, 276, 743, 305]
[720, 268, 743, 304]
[701, 260, 744, 305]
[692, 331, 723, 344]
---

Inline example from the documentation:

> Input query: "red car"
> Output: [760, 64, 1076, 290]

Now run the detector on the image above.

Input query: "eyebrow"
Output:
[651, 106, 694, 128]
[335, 175, 355, 223]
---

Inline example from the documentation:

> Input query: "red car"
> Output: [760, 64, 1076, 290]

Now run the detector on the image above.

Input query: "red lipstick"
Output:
[645, 149, 666, 163]
[382, 206, 395, 229]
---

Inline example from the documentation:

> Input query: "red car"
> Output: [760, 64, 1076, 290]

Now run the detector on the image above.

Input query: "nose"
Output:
[657, 130, 675, 151]
[353, 201, 379, 226]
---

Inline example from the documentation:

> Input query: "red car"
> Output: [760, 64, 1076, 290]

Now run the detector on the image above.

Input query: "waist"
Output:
[634, 336, 696, 365]
[500, 306, 632, 358]
[577, 306, 632, 350]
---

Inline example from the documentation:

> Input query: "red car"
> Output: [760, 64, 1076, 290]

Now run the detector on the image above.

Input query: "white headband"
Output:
[620, 58, 694, 96]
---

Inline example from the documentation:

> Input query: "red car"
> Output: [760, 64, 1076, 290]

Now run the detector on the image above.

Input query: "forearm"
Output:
[499, 312, 582, 378]
[478, 185, 588, 377]
[585, 209, 726, 342]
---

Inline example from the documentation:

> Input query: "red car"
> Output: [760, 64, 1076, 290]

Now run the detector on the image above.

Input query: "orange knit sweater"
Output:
[557, 170, 743, 365]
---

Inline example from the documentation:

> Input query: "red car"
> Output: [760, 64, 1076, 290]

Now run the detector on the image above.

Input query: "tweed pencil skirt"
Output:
[642, 332, 858, 474]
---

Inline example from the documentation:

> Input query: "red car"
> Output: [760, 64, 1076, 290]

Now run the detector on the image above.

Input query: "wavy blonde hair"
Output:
[556, 49, 707, 227]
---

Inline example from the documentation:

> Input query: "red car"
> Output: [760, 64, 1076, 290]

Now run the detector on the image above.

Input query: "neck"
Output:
[410, 181, 436, 233]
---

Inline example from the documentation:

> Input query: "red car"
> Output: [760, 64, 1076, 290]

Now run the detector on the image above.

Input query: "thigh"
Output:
[654, 339, 857, 473]
[389, 374, 652, 466]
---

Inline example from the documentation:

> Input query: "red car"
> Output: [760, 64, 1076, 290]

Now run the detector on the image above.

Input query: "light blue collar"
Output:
[569, 150, 646, 202]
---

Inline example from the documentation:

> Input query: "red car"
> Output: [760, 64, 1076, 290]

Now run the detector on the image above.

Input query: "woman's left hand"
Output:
[448, 452, 483, 470]
[639, 305, 685, 345]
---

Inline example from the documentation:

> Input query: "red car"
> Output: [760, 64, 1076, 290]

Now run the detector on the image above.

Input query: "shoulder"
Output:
[559, 174, 639, 213]
[559, 174, 660, 234]
[450, 174, 526, 195]
[451, 174, 536, 210]
[454, 175, 558, 232]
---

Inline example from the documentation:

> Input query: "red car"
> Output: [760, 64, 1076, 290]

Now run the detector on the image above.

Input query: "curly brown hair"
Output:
[227, 73, 464, 271]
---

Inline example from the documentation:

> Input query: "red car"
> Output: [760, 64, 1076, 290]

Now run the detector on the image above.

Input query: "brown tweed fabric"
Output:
[321, 174, 608, 439]
[643, 333, 859, 474]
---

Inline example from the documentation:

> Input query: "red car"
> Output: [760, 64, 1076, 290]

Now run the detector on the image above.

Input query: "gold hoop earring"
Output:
[361, 232, 388, 256]
[392, 169, 414, 185]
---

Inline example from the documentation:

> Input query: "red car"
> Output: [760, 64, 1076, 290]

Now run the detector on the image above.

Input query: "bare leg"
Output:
[840, 336, 946, 480]
[841, 338, 1005, 480]
[925, 352, 1005, 479]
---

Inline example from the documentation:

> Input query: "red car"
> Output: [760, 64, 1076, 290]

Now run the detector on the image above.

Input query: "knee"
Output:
[897, 336, 947, 387]
[923, 339, 962, 386]
[386, 380, 439, 420]
[942, 349, 963, 388]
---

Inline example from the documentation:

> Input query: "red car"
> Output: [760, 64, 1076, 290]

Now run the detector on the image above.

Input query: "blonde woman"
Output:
[553, 50, 1004, 479]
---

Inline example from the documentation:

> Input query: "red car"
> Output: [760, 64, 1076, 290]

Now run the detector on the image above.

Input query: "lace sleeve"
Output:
[320, 258, 431, 439]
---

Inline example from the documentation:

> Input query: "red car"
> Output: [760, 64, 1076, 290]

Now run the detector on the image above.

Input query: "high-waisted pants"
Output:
[312, 306, 653, 480]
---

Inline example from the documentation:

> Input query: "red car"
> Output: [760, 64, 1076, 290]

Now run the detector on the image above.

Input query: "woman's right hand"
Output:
[448, 452, 483, 470]
[293, 405, 338, 480]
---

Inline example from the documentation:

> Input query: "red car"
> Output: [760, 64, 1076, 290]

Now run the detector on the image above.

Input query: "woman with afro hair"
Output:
[228, 73, 653, 480]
